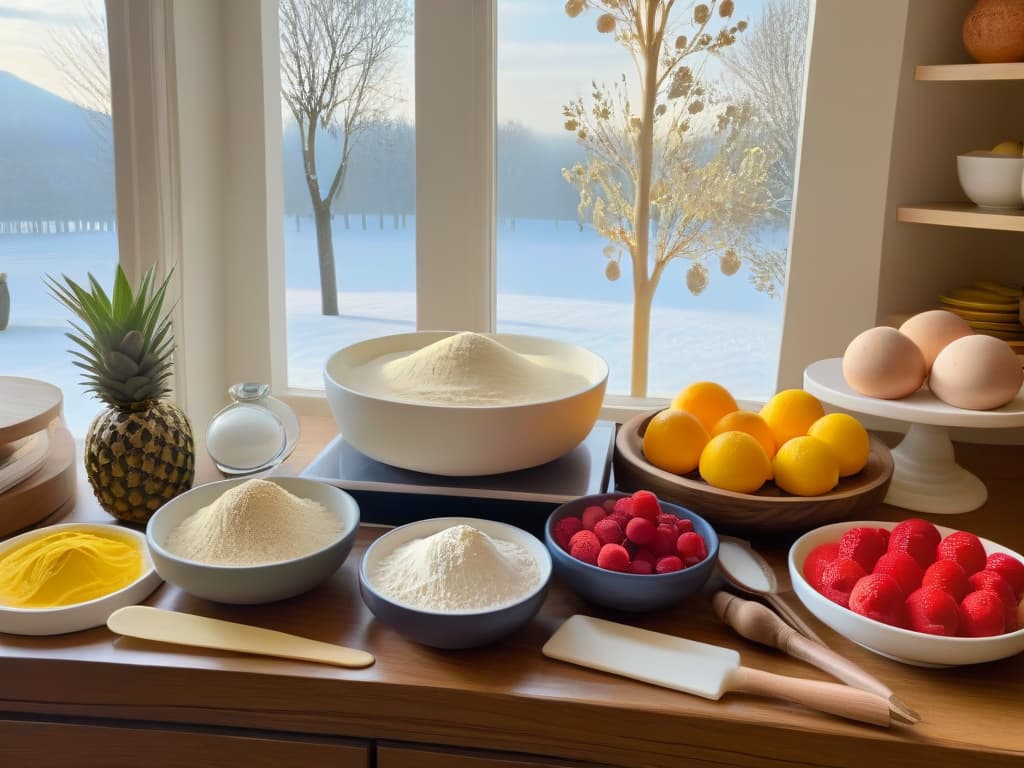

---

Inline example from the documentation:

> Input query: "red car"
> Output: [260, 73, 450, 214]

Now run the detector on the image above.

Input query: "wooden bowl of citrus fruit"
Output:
[613, 383, 894, 535]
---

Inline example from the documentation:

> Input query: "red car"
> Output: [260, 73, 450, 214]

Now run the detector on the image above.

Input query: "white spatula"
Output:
[543, 615, 908, 728]
[107, 606, 375, 669]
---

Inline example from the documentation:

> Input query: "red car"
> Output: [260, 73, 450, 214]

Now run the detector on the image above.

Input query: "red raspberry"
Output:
[655, 555, 683, 574]
[581, 505, 607, 531]
[608, 510, 630, 529]
[593, 517, 624, 546]
[625, 517, 656, 547]
[568, 530, 601, 565]
[552, 516, 583, 551]
[632, 548, 657, 566]
[612, 496, 635, 516]
[803, 542, 840, 590]
[921, 559, 970, 601]
[905, 586, 960, 636]
[628, 559, 654, 575]
[629, 490, 661, 521]
[838, 527, 888, 573]
[937, 531, 987, 576]
[959, 590, 1006, 637]
[651, 524, 678, 557]
[657, 513, 680, 528]
[871, 551, 923, 596]
[597, 543, 630, 572]
[676, 532, 707, 566]
[674, 518, 694, 535]
[968, 571, 1017, 627]
[602, 498, 618, 513]
[985, 553, 1024, 599]
[849, 573, 907, 627]
[818, 558, 867, 608]
[888, 518, 941, 570]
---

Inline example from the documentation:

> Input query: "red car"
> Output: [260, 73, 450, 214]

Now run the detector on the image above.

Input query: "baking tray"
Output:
[300, 422, 615, 538]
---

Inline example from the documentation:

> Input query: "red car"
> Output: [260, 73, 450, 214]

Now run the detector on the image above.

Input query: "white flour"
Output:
[354, 332, 591, 405]
[165, 479, 343, 566]
[370, 524, 541, 611]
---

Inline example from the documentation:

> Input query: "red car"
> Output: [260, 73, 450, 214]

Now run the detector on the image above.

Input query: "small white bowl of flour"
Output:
[146, 477, 360, 604]
[324, 332, 608, 476]
[359, 517, 552, 649]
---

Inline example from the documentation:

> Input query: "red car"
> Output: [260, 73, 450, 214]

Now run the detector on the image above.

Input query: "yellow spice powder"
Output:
[0, 529, 143, 608]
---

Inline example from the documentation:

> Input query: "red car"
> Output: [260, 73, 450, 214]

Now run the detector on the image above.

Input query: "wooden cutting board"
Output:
[0, 421, 76, 537]
[0, 377, 64, 445]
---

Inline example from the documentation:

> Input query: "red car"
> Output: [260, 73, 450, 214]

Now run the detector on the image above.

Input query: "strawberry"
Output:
[803, 542, 840, 590]
[837, 527, 888, 573]
[959, 590, 1006, 637]
[871, 551, 923, 596]
[887, 518, 940, 570]
[849, 573, 907, 627]
[937, 531, 987, 576]
[985, 553, 1024, 599]
[921, 559, 971, 602]
[905, 586, 959, 636]
[818, 557, 867, 609]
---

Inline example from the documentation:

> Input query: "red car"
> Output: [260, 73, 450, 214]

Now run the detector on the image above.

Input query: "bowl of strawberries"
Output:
[789, 519, 1024, 667]
[545, 490, 718, 612]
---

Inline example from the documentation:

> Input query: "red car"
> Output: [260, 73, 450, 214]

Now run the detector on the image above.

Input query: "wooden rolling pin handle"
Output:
[727, 666, 892, 728]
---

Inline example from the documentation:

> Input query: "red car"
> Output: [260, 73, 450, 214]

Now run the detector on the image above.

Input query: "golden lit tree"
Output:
[562, 0, 774, 397]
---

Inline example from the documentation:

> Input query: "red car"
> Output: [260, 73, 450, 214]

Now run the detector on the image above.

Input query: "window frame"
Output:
[107, 0, 914, 432]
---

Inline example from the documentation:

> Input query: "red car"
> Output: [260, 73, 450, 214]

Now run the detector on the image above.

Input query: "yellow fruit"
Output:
[807, 412, 870, 477]
[671, 381, 738, 433]
[991, 139, 1024, 157]
[711, 410, 777, 460]
[759, 389, 825, 447]
[772, 436, 839, 496]
[699, 431, 771, 494]
[642, 409, 709, 474]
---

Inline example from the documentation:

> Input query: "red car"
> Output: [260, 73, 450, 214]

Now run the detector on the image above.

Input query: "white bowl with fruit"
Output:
[613, 383, 893, 535]
[957, 139, 1024, 210]
[789, 519, 1024, 667]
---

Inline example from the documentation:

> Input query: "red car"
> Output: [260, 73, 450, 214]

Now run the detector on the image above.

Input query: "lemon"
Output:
[699, 431, 771, 494]
[671, 381, 737, 433]
[772, 436, 839, 496]
[642, 408, 709, 475]
[759, 389, 825, 448]
[991, 139, 1024, 157]
[711, 410, 777, 460]
[807, 413, 870, 477]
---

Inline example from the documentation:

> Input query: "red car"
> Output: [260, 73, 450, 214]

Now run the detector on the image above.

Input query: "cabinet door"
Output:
[0, 720, 370, 768]
[377, 742, 608, 768]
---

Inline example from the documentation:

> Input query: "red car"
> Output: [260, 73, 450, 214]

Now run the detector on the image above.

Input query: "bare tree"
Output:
[562, 0, 775, 397]
[280, 0, 410, 316]
[47, 0, 112, 152]
[722, 0, 809, 213]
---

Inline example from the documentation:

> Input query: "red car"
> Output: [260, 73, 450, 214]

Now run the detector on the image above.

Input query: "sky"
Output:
[0, 0, 775, 136]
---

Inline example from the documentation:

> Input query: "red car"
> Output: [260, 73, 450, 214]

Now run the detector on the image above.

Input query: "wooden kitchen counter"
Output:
[1, 415, 1022, 767]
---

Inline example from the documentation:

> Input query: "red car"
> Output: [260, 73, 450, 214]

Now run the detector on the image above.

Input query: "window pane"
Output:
[497, 0, 808, 402]
[0, 0, 118, 434]
[281, 0, 415, 389]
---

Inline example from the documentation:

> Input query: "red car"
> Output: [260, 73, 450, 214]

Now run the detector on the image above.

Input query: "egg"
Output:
[898, 310, 974, 371]
[929, 335, 1023, 410]
[842, 326, 927, 399]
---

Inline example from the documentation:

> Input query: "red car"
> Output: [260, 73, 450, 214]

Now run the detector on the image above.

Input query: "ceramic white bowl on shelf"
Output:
[0, 523, 162, 636]
[146, 477, 360, 605]
[789, 520, 1024, 668]
[957, 152, 1024, 209]
[323, 332, 608, 476]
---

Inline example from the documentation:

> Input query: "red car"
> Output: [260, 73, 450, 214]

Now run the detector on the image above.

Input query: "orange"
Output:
[772, 435, 839, 496]
[642, 408, 709, 475]
[759, 389, 825, 448]
[808, 413, 870, 477]
[711, 410, 777, 460]
[698, 431, 771, 494]
[670, 381, 738, 433]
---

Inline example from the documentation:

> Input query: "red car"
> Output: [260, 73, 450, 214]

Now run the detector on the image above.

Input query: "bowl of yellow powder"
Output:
[146, 477, 360, 604]
[0, 523, 161, 636]
[323, 331, 608, 476]
[359, 516, 552, 649]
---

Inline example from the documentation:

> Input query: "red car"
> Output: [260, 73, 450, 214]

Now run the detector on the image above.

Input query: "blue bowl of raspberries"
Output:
[545, 490, 718, 612]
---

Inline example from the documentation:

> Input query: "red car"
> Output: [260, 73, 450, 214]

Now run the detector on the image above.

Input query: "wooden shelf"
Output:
[916, 62, 1024, 81]
[896, 203, 1024, 231]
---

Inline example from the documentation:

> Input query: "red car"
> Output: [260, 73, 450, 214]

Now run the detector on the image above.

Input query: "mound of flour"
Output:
[369, 332, 590, 405]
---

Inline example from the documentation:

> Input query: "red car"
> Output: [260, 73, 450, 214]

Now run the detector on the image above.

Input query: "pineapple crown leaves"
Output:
[44, 264, 177, 409]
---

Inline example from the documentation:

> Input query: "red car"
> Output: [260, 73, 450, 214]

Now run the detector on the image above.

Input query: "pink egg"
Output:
[929, 335, 1023, 410]
[842, 327, 927, 399]
[899, 310, 973, 372]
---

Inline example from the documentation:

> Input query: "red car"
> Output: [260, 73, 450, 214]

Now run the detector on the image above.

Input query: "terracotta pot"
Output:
[963, 0, 1024, 63]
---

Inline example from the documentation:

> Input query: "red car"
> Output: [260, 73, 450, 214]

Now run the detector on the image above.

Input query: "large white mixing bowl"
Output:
[323, 332, 608, 476]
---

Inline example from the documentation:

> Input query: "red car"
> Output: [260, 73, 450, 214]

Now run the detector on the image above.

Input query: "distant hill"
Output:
[0, 71, 115, 221]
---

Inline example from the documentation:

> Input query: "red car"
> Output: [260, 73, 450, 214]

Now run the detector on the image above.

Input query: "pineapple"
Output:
[47, 265, 194, 524]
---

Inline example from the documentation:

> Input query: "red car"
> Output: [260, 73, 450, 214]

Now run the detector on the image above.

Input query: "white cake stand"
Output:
[804, 358, 1024, 515]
